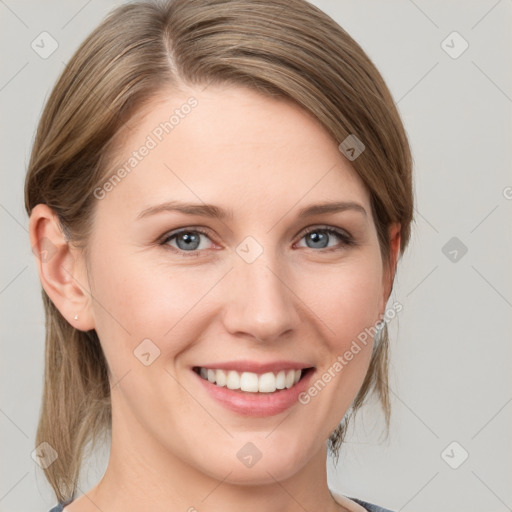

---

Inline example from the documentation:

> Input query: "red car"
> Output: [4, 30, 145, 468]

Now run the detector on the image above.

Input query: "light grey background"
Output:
[1, 1, 511, 511]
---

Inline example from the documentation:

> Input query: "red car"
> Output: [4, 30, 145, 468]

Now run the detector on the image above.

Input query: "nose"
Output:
[221, 253, 301, 343]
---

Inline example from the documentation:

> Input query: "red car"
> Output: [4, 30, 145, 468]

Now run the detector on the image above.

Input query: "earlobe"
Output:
[28, 204, 95, 331]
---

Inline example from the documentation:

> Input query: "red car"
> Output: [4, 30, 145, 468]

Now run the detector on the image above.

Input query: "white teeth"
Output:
[240, 372, 259, 392]
[197, 367, 304, 393]
[226, 370, 240, 390]
[258, 372, 276, 393]
[285, 370, 295, 389]
[215, 369, 227, 387]
[275, 370, 286, 389]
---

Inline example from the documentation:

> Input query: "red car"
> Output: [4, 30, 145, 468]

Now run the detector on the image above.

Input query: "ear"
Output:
[380, 222, 401, 313]
[28, 204, 95, 331]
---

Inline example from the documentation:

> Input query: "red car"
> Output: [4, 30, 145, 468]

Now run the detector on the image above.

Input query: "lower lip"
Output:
[192, 368, 316, 417]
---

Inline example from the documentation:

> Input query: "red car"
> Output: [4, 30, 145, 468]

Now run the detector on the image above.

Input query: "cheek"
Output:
[87, 248, 215, 364]
[300, 256, 383, 396]
[304, 256, 384, 345]
[290, 258, 384, 436]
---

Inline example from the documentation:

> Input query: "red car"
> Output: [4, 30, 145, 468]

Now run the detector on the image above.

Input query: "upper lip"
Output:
[193, 360, 314, 374]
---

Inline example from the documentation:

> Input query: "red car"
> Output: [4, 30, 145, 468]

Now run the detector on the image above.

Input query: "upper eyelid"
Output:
[161, 226, 213, 242]
[161, 225, 352, 246]
[300, 225, 351, 238]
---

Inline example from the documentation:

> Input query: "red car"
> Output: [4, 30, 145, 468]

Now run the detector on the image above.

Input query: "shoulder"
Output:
[331, 490, 395, 512]
[48, 503, 66, 512]
[349, 496, 395, 512]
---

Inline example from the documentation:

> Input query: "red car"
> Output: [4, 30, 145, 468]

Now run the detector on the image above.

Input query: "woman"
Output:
[26, 1, 413, 511]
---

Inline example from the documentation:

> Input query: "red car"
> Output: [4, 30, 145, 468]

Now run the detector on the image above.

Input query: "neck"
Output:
[82, 394, 345, 512]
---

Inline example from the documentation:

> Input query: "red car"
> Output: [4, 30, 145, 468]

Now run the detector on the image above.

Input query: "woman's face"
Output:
[81, 84, 396, 484]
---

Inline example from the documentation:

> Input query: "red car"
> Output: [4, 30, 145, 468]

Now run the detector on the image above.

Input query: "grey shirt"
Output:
[48, 496, 395, 512]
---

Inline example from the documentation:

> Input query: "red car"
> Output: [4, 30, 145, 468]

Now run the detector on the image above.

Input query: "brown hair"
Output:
[25, 0, 413, 503]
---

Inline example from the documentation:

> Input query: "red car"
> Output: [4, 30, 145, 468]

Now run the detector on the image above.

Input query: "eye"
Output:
[160, 228, 214, 255]
[159, 225, 354, 257]
[296, 226, 354, 251]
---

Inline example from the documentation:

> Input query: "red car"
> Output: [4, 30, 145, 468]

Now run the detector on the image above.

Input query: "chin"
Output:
[195, 438, 312, 485]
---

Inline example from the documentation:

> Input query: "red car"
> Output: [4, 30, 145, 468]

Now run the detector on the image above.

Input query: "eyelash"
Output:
[159, 225, 355, 258]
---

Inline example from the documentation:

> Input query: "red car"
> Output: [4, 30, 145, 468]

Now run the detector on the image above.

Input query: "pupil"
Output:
[177, 232, 200, 250]
[308, 231, 328, 249]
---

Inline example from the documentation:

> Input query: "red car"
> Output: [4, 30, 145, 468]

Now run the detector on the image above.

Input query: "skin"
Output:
[30, 84, 400, 512]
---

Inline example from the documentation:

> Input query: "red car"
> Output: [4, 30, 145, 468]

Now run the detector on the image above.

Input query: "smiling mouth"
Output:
[193, 366, 314, 393]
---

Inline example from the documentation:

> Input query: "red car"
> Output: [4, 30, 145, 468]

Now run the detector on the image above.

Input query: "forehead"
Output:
[97, 84, 371, 220]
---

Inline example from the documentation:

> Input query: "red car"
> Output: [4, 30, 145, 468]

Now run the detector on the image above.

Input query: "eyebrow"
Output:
[136, 200, 367, 220]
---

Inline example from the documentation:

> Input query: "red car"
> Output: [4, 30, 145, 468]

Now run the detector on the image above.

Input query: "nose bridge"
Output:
[222, 243, 300, 341]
